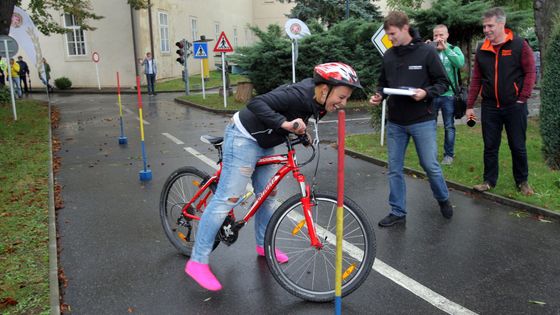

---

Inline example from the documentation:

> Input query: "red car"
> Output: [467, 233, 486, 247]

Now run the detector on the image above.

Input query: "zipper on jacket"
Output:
[494, 51, 500, 108]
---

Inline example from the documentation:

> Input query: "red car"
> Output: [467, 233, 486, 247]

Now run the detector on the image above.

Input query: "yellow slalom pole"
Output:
[335, 109, 346, 314]
[117, 72, 127, 144]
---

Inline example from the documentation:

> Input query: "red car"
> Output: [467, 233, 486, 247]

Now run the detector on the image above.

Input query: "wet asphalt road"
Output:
[43, 92, 560, 314]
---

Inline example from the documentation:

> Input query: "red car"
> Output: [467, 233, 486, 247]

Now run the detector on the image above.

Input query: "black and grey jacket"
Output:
[377, 33, 449, 126]
[238, 78, 326, 148]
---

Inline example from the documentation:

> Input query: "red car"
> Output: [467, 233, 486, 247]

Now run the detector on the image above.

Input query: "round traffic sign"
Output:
[0, 35, 19, 58]
[92, 52, 100, 63]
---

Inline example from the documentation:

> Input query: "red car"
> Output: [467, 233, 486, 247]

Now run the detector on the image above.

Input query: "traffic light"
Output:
[175, 39, 185, 65]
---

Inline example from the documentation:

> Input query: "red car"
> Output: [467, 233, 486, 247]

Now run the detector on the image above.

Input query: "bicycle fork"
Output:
[296, 173, 323, 250]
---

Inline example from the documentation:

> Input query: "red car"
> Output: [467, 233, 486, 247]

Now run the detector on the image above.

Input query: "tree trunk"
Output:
[534, 0, 560, 57]
[0, 0, 17, 36]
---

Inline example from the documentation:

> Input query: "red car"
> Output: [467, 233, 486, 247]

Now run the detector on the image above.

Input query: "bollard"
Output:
[116, 72, 128, 145]
[135, 76, 152, 181]
[335, 109, 345, 314]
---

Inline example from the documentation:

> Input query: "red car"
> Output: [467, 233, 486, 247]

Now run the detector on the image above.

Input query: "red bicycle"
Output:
[160, 130, 376, 302]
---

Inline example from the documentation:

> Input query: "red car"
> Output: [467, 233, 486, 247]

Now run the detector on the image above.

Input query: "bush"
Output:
[0, 86, 10, 104]
[540, 18, 560, 170]
[54, 77, 72, 89]
[232, 18, 382, 98]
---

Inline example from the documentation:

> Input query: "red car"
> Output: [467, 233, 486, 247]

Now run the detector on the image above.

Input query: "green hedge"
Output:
[540, 18, 560, 170]
[232, 18, 382, 99]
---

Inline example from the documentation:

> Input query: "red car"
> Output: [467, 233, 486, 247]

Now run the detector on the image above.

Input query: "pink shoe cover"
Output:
[185, 260, 222, 291]
[256, 245, 289, 264]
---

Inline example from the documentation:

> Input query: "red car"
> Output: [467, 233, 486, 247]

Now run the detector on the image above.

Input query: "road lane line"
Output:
[183, 146, 478, 315]
[122, 106, 151, 125]
[162, 133, 184, 145]
[184, 147, 219, 170]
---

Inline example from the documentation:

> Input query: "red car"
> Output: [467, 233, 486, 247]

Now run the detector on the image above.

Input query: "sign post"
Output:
[213, 32, 234, 108]
[92, 52, 101, 90]
[0, 35, 19, 121]
[371, 26, 393, 146]
[284, 19, 310, 83]
[193, 40, 209, 99]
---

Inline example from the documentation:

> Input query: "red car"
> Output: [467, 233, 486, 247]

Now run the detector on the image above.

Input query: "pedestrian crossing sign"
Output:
[213, 32, 234, 53]
[193, 42, 209, 59]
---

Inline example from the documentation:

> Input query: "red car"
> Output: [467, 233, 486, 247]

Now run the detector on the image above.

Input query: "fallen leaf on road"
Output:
[204, 297, 212, 302]
[128, 306, 135, 312]
[528, 300, 546, 305]
[0, 297, 18, 308]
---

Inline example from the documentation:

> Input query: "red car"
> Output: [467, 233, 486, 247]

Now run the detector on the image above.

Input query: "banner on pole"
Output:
[9, 7, 44, 73]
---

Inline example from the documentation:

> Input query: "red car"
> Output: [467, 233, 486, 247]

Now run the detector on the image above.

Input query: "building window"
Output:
[159, 12, 170, 53]
[214, 23, 220, 41]
[245, 28, 251, 46]
[63, 14, 86, 56]
[191, 18, 198, 42]
[233, 27, 238, 47]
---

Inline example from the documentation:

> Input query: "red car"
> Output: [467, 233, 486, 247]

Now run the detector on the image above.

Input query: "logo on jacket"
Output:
[408, 65, 423, 70]
[501, 50, 512, 56]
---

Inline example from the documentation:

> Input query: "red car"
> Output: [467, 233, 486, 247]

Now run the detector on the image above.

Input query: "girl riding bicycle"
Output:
[186, 62, 362, 291]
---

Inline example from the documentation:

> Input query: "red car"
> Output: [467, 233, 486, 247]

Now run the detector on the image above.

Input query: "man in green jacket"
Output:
[428, 24, 465, 165]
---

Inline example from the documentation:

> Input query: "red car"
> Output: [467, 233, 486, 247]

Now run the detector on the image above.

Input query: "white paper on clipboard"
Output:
[383, 88, 416, 96]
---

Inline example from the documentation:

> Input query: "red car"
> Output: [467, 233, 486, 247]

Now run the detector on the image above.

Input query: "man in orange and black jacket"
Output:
[466, 7, 536, 196]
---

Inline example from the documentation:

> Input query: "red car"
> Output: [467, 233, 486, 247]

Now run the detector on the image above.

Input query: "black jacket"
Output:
[17, 60, 29, 76]
[238, 78, 326, 148]
[378, 36, 449, 125]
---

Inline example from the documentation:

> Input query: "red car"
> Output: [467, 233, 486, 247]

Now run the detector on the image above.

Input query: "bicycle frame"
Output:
[180, 141, 323, 249]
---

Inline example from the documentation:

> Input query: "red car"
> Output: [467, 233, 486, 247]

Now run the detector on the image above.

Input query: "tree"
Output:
[540, 17, 560, 170]
[232, 18, 382, 97]
[277, 0, 382, 27]
[0, 0, 148, 36]
[405, 0, 532, 80]
[534, 0, 560, 57]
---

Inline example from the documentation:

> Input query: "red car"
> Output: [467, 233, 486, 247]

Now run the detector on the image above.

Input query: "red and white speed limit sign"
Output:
[92, 52, 100, 63]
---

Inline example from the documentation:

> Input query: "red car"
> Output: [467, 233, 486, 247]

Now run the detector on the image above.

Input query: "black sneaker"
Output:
[438, 200, 453, 219]
[378, 214, 406, 227]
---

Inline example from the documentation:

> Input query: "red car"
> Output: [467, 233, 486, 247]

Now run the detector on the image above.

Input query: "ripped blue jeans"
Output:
[190, 123, 278, 264]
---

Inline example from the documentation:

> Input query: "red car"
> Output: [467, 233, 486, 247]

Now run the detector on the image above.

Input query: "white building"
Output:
[18, 0, 391, 88]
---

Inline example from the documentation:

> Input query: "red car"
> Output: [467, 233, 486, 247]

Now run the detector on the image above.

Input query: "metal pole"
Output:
[346, 0, 350, 19]
[95, 63, 101, 90]
[3, 40, 17, 120]
[291, 40, 296, 83]
[184, 41, 190, 96]
[201, 59, 206, 99]
[221, 52, 227, 107]
[380, 99, 386, 146]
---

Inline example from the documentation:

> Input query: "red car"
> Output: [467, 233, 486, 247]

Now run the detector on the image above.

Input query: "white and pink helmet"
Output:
[313, 62, 362, 89]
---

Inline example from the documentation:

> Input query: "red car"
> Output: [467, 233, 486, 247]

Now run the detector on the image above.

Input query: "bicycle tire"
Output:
[264, 192, 376, 302]
[160, 166, 220, 256]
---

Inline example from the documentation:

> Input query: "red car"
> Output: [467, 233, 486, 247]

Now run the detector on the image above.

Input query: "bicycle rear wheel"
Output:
[160, 166, 219, 256]
[264, 192, 376, 302]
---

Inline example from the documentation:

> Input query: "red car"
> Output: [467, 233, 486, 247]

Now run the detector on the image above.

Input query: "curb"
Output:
[344, 148, 560, 221]
[47, 101, 61, 314]
[28, 85, 232, 95]
[174, 97, 238, 115]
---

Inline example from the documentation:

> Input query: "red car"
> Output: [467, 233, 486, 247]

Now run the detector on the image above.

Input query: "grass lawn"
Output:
[0, 100, 51, 314]
[346, 118, 560, 211]
[156, 70, 248, 92]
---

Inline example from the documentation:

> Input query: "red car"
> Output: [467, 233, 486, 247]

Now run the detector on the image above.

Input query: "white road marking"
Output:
[162, 133, 184, 145]
[182, 146, 478, 315]
[319, 117, 370, 124]
[122, 106, 150, 125]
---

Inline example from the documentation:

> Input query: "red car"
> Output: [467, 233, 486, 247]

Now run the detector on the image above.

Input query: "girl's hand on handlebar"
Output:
[282, 118, 306, 135]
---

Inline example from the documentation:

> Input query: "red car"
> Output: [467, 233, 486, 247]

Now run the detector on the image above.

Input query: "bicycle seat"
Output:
[200, 135, 224, 146]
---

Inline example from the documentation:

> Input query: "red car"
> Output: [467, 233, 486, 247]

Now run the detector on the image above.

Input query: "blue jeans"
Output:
[432, 96, 455, 158]
[11, 77, 22, 97]
[146, 73, 156, 94]
[191, 123, 279, 264]
[387, 120, 449, 217]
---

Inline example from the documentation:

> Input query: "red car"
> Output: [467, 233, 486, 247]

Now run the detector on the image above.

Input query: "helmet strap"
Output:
[314, 85, 333, 108]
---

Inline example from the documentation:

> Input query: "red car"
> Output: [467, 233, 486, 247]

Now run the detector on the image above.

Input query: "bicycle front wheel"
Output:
[264, 192, 376, 302]
[160, 166, 219, 256]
